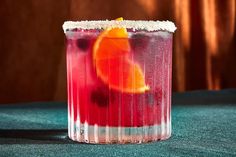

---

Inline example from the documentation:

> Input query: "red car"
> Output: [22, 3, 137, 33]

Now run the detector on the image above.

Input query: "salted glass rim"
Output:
[63, 20, 176, 33]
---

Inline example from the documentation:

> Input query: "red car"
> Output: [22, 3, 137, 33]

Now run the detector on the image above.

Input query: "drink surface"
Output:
[66, 30, 172, 127]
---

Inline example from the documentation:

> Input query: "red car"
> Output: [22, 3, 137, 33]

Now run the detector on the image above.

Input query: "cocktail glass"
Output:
[63, 19, 176, 144]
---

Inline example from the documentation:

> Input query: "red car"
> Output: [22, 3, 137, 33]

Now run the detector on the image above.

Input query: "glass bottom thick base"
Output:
[68, 122, 171, 144]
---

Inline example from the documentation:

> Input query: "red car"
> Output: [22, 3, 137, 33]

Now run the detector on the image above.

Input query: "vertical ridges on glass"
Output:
[67, 32, 172, 144]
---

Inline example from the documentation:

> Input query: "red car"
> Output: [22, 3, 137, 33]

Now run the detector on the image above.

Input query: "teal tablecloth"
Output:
[0, 90, 236, 157]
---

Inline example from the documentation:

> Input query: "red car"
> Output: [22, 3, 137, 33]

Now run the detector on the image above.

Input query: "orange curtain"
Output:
[173, 0, 236, 91]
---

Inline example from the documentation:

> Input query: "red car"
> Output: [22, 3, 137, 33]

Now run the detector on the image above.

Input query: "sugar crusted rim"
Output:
[63, 20, 176, 33]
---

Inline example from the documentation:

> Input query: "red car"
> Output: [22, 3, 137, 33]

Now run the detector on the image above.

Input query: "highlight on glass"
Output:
[63, 18, 176, 144]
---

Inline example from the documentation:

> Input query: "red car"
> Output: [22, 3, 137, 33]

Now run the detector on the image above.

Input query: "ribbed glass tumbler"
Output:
[63, 20, 176, 144]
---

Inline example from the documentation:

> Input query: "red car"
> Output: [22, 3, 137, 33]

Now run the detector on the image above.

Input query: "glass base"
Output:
[68, 122, 171, 144]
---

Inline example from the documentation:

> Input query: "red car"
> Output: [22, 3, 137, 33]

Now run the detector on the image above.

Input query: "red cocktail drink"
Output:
[63, 20, 176, 143]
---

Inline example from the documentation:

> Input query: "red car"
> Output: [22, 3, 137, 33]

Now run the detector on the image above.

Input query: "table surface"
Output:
[0, 90, 236, 157]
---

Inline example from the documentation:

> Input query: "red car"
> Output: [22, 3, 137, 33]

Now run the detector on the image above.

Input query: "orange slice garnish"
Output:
[93, 18, 149, 93]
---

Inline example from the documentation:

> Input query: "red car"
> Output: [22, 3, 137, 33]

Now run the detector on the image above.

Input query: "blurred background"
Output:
[0, 0, 235, 103]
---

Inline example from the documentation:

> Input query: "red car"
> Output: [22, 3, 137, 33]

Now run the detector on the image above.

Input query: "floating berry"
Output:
[76, 38, 90, 51]
[90, 87, 114, 107]
[130, 33, 150, 51]
[145, 92, 155, 106]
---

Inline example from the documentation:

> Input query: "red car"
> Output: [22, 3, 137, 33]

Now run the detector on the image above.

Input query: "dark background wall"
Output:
[0, 0, 235, 103]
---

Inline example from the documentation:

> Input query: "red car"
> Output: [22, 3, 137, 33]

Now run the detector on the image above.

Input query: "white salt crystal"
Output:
[62, 20, 177, 33]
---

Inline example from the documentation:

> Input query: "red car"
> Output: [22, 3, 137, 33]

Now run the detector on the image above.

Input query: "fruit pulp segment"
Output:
[66, 30, 172, 127]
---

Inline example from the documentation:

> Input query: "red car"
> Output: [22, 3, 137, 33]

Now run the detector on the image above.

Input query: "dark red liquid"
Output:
[66, 31, 172, 127]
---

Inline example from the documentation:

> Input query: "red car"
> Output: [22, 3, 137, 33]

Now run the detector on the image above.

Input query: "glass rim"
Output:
[63, 20, 176, 33]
